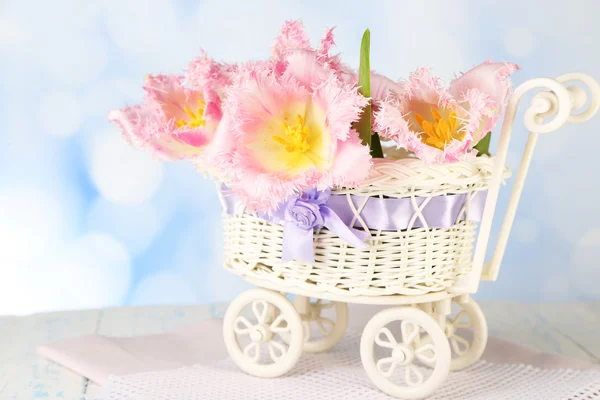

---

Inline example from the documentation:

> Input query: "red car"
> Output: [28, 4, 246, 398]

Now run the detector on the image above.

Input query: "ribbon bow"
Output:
[278, 188, 370, 264]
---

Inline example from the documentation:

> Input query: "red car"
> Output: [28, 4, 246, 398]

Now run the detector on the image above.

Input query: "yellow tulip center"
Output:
[272, 115, 311, 154]
[176, 100, 206, 129]
[415, 107, 465, 151]
[249, 103, 329, 176]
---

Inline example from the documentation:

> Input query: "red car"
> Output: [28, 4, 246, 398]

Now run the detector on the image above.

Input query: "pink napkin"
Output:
[37, 305, 598, 385]
[37, 319, 225, 384]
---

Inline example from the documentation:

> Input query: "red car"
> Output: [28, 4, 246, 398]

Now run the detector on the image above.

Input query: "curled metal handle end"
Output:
[528, 72, 600, 132]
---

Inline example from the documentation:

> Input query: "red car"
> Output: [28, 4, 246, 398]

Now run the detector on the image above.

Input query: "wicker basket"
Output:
[221, 156, 509, 297]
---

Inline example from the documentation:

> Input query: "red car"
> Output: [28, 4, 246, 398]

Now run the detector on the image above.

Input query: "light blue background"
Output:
[1, 0, 599, 315]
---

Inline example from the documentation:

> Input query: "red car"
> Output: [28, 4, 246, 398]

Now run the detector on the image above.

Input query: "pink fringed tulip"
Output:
[200, 21, 375, 212]
[374, 61, 519, 164]
[108, 55, 231, 161]
[208, 61, 370, 212]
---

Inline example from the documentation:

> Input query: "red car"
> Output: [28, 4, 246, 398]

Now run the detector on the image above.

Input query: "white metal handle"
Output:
[451, 72, 600, 293]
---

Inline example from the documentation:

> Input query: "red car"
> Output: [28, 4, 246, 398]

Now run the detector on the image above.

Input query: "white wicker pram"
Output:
[220, 73, 600, 399]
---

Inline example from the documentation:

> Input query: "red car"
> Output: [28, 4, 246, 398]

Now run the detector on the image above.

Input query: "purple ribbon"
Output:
[272, 188, 370, 264]
[221, 187, 487, 265]
[325, 191, 487, 230]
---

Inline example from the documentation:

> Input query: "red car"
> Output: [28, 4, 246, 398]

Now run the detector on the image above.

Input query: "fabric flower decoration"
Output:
[283, 189, 328, 231]
[108, 55, 230, 161]
[208, 61, 370, 212]
[374, 61, 519, 164]
[276, 188, 368, 263]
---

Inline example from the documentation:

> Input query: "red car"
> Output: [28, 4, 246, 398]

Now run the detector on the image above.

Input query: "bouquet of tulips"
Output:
[109, 20, 518, 214]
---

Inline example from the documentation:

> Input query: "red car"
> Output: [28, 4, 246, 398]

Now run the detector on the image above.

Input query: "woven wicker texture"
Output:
[223, 157, 509, 297]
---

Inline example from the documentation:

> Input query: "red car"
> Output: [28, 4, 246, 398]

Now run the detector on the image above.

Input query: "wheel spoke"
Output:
[264, 304, 278, 324]
[270, 314, 290, 333]
[234, 316, 253, 335]
[243, 342, 260, 363]
[415, 343, 437, 364]
[405, 364, 424, 387]
[401, 320, 420, 345]
[376, 357, 397, 378]
[268, 340, 287, 361]
[375, 327, 397, 349]
[452, 310, 470, 328]
[252, 300, 268, 324]
[450, 334, 471, 356]
[316, 317, 334, 335]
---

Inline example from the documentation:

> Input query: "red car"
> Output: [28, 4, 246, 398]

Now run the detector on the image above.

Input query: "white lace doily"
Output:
[90, 333, 600, 400]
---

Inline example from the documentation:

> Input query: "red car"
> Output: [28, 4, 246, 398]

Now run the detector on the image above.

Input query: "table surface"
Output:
[1, 301, 599, 400]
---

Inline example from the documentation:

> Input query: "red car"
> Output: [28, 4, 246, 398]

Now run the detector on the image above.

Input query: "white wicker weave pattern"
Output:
[222, 156, 509, 297]
[337, 156, 500, 197]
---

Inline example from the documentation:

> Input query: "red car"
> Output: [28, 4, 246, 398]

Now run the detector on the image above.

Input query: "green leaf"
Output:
[370, 131, 383, 158]
[354, 29, 384, 158]
[355, 29, 371, 148]
[474, 131, 492, 156]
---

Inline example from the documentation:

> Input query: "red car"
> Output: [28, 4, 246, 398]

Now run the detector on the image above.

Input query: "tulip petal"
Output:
[450, 60, 520, 115]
